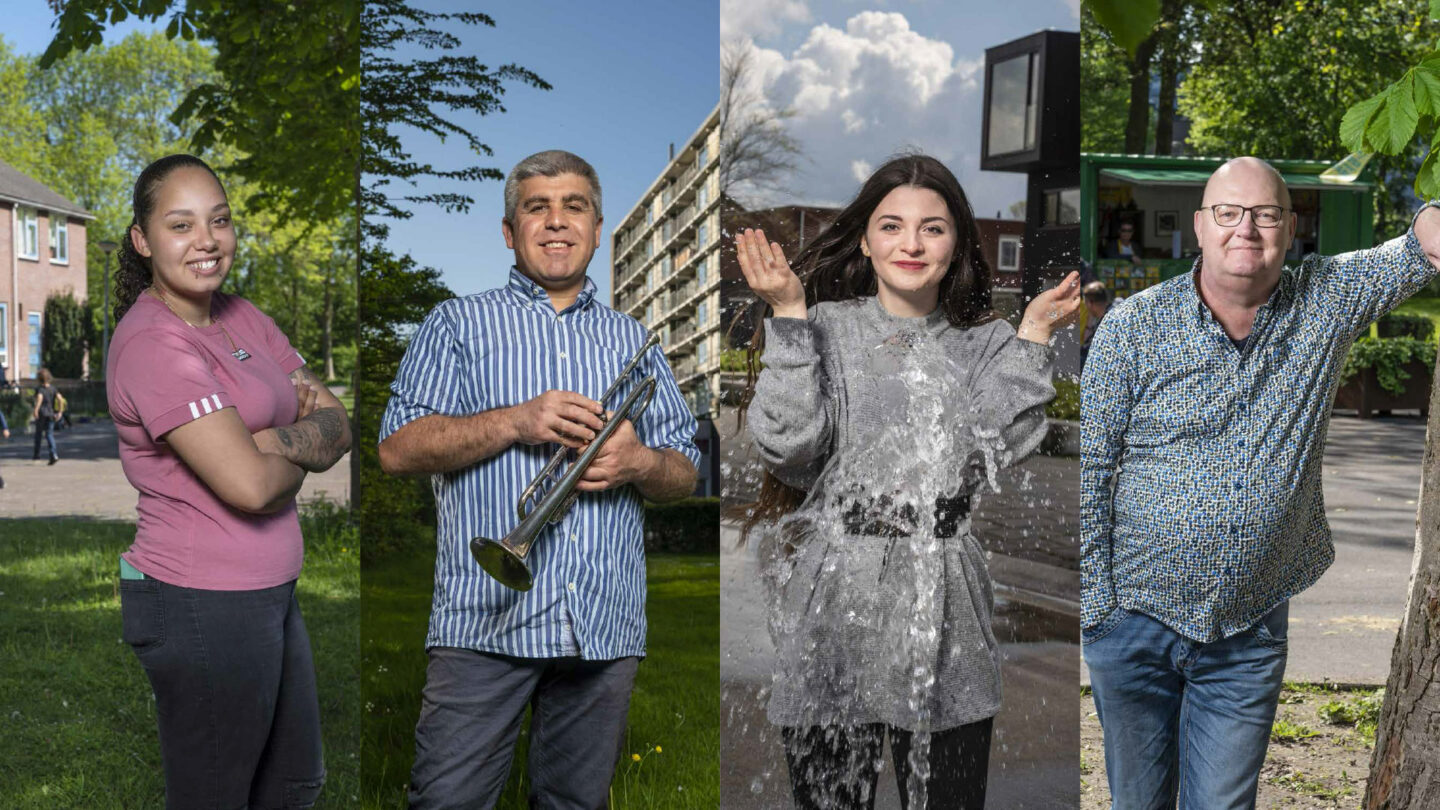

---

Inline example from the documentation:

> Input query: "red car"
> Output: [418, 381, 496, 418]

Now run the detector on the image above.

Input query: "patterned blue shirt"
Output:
[1081, 209, 1438, 642]
[380, 269, 700, 659]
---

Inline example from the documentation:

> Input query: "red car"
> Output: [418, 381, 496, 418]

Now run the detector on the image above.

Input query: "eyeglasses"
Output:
[1201, 204, 1288, 228]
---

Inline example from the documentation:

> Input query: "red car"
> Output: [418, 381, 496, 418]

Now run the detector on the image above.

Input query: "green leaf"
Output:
[1431, 0, 1440, 21]
[1341, 91, 1386, 152]
[1417, 145, 1440, 199]
[164, 15, 180, 39]
[1384, 73, 1421, 152]
[1086, 0, 1162, 58]
[1415, 65, 1440, 115]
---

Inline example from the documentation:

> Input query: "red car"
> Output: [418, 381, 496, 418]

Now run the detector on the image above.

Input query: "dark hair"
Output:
[114, 154, 226, 321]
[734, 153, 995, 541]
[37, 368, 53, 385]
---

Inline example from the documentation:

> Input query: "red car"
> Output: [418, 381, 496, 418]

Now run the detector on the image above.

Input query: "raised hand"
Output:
[509, 390, 606, 449]
[736, 228, 807, 319]
[1017, 270, 1082, 345]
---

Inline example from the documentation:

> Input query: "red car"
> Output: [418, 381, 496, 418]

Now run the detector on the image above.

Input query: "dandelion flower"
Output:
[654, 746, 662, 753]
[632, 753, 642, 762]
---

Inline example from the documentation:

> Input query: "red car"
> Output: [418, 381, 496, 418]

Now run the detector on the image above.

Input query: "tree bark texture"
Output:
[1124, 32, 1158, 153]
[1366, 354, 1440, 809]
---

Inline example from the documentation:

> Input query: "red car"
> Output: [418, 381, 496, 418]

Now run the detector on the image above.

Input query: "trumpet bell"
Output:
[471, 537, 535, 591]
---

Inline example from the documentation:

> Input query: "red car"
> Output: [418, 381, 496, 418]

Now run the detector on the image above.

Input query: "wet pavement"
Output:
[719, 407, 1080, 808]
[0, 418, 350, 518]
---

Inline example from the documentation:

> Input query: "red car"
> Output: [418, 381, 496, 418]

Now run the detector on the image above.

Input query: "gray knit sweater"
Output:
[750, 296, 1054, 731]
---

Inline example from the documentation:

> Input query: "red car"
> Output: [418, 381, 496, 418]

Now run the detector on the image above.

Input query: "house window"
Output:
[17, 207, 39, 260]
[998, 236, 1022, 271]
[49, 216, 68, 264]
[28, 311, 41, 371]
[986, 52, 1037, 156]
[0, 303, 7, 367]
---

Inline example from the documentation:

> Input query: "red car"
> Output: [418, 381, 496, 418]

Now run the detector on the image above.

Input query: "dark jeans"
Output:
[782, 718, 993, 810]
[120, 577, 325, 809]
[32, 417, 55, 460]
[408, 648, 639, 810]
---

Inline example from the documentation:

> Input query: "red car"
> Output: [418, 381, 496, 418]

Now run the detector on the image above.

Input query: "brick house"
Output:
[0, 158, 93, 382]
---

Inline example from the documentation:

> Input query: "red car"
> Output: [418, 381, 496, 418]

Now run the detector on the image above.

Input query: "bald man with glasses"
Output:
[1081, 157, 1440, 809]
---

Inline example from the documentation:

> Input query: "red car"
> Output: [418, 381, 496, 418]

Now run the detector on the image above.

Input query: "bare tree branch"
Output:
[719, 38, 803, 202]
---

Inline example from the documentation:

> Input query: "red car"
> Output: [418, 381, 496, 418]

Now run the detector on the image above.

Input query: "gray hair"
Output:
[503, 150, 602, 223]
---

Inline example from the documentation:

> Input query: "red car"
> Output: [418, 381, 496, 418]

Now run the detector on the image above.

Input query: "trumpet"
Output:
[470, 332, 662, 591]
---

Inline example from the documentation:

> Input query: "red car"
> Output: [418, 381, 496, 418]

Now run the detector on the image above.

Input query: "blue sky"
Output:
[376, 2, 719, 298]
[722, 0, 1078, 218]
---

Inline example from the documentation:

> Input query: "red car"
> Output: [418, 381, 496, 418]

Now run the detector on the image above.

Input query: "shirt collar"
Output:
[505, 267, 598, 312]
[1186, 255, 1294, 326]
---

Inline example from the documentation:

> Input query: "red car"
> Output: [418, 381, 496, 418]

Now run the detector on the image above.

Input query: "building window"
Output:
[28, 311, 41, 371]
[998, 235, 1021, 271]
[17, 207, 39, 260]
[697, 301, 707, 325]
[698, 184, 709, 208]
[697, 339, 708, 364]
[0, 303, 7, 367]
[987, 52, 1037, 156]
[646, 206, 654, 226]
[697, 256, 707, 286]
[698, 221, 708, 247]
[698, 145, 709, 168]
[49, 216, 68, 264]
[1043, 188, 1080, 226]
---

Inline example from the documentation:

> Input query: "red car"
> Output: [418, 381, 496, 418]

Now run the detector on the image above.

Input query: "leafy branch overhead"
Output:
[42, 0, 360, 224]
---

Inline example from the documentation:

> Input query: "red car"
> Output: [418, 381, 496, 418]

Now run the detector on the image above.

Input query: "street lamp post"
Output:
[97, 240, 119, 377]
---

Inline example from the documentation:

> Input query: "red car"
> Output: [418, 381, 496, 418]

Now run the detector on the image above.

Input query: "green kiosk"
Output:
[1080, 153, 1375, 296]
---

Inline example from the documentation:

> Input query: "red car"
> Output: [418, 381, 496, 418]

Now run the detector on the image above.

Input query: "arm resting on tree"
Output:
[166, 408, 306, 514]
[253, 367, 352, 472]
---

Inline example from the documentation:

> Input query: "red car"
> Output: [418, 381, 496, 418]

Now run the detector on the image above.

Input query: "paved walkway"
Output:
[0, 419, 350, 519]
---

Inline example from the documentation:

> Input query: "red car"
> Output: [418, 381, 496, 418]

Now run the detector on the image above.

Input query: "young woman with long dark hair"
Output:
[737, 154, 1078, 809]
[106, 154, 351, 808]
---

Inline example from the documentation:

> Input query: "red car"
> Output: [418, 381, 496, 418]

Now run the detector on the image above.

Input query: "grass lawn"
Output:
[1394, 294, 1440, 336]
[361, 547, 720, 808]
[0, 506, 360, 808]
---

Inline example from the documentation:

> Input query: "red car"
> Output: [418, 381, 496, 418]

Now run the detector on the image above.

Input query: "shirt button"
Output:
[567, 582, 576, 592]
[570, 533, 578, 542]
[559, 351, 569, 360]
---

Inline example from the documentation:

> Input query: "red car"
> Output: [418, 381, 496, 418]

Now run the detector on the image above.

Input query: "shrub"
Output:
[1340, 336, 1436, 396]
[1378, 312, 1435, 340]
[644, 497, 721, 553]
[1048, 377, 1080, 421]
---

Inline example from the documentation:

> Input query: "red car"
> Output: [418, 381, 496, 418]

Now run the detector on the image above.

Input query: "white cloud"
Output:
[721, 0, 812, 42]
[735, 11, 1024, 219]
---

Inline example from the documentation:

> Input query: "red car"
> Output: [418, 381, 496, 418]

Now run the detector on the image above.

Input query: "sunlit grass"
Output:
[361, 547, 720, 808]
[0, 507, 359, 809]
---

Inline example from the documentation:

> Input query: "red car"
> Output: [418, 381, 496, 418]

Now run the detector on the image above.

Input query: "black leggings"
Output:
[120, 577, 326, 809]
[782, 718, 993, 810]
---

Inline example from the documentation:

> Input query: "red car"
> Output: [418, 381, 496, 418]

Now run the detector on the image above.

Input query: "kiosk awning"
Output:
[1099, 167, 1373, 190]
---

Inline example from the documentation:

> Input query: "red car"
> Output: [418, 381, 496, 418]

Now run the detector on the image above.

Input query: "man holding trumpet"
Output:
[379, 150, 699, 809]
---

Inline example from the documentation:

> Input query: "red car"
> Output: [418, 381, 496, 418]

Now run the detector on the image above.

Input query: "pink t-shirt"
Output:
[107, 292, 307, 590]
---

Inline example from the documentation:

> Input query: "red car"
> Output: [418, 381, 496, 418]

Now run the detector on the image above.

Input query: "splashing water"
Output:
[756, 324, 1015, 810]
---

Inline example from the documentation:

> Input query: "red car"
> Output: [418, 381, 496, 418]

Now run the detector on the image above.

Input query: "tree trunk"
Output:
[1124, 32, 1159, 153]
[323, 259, 336, 381]
[1153, 19, 1179, 155]
[1366, 350, 1440, 809]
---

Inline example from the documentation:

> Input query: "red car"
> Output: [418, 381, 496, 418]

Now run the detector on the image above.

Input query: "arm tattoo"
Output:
[266, 366, 352, 472]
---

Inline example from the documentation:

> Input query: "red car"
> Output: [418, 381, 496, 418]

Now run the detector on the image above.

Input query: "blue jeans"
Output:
[1083, 603, 1288, 810]
[120, 577, 325, 809]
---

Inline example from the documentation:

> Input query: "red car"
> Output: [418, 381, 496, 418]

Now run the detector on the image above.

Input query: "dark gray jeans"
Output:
[408, 648, 640, 810]
[120, 577, 325, 809]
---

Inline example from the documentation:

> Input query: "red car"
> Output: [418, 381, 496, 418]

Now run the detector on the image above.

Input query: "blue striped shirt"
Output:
[380, 269, 700, 659]
[1082, 207, 1439, 642]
